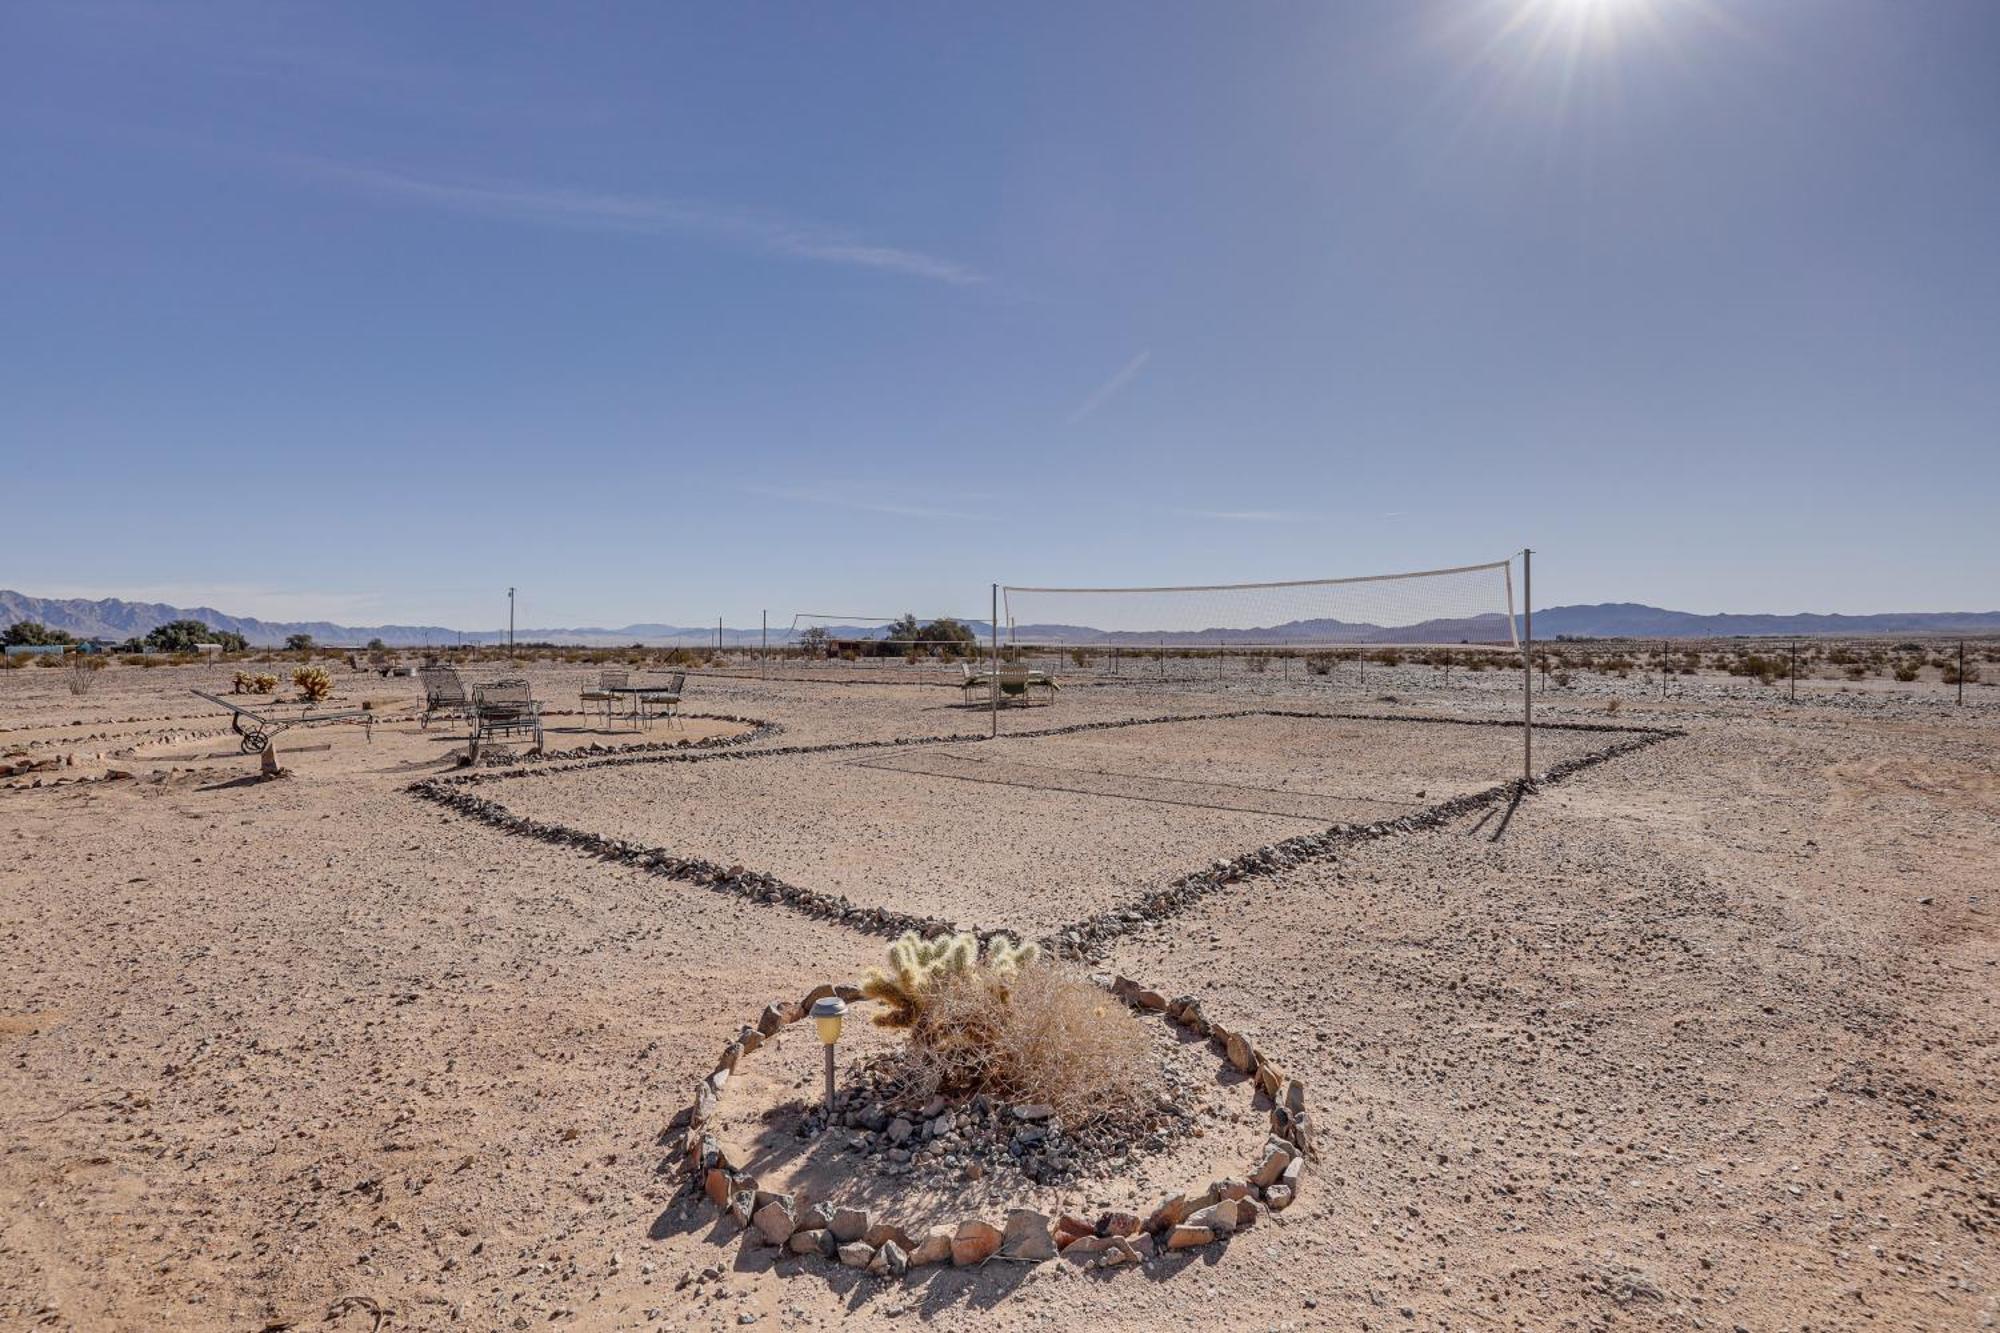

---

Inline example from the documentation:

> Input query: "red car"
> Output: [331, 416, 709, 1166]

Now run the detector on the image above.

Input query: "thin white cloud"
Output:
[743, 484, 995, 522]
[1064, 350, 1152, 425]
[283, 157, 985, 286]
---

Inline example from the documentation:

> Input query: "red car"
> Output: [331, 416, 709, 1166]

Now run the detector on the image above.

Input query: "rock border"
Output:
[677, 976, 1313, 1278]
[407, 709, 1682, 953]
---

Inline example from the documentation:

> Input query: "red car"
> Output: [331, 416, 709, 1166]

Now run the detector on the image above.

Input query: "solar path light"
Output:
[809, 996, 847, 1117]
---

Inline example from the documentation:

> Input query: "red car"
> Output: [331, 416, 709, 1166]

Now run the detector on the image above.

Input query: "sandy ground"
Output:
[1, 659, 1994, 1332]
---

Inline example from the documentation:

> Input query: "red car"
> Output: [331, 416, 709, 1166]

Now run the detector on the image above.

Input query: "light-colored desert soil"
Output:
[1, 658, 1994, 1332]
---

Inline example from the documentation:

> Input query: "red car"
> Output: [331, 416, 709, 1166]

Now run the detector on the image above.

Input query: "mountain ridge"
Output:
[4, 590, 1999, 647]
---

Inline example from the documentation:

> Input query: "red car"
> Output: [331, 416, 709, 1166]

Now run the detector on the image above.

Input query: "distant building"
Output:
[194, 642, 225, 657]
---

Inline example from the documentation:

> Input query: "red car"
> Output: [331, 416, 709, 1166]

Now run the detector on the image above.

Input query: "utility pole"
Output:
[508, 587, 515, 656]
[1959, 640, 1967, 707]
[762, 611, 768, 680]
[1790, 641, 1798, 704]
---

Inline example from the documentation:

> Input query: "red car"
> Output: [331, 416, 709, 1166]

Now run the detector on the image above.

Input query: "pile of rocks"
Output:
[795, 1064, 1193, 1189]
[677, 976, 1314, 1283]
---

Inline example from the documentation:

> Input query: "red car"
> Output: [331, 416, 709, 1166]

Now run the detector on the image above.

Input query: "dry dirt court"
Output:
[487, 713, 1619, 935]
[1, 660, 1995, 1332]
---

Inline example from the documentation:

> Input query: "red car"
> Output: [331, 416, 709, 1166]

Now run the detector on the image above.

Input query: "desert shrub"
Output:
[292, 666, 334, 704]
[1844, 664, 1869, 680]
[1731, 654, 1783, 685]
[66, 657, 103, 695]
[232, 670, 256, 694]
[1246, 653, 1269, 674]
[1069, 648, 1091, 668]
[1893, 664, 1919, 682]
[864, 933, 1158, 1126]
[1305, 653, 1334, 676]
[908, 963, 1161, 1126]
[1942, 662, 1982, 686]
[252, 674, 277, 694]
[1372, 648, 1403, 667]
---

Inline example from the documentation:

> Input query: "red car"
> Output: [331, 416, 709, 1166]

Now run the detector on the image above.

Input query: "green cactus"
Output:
[860, 930, 1040, 1029]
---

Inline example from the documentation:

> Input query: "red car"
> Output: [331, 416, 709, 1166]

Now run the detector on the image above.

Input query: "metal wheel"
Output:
[240, 730, 269, 755]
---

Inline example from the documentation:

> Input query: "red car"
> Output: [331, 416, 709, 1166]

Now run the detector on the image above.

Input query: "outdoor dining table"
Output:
[603, 682, 681, 730]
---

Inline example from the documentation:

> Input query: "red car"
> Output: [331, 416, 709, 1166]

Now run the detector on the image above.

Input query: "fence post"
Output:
[1790, 641, 1797, 704]
[990, 584, 999, 737]
[1521, 548, 1533, 783]
[1960, 640, 1967, 707]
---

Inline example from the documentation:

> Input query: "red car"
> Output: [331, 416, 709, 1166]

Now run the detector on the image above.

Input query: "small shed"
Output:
[194, 642, 225, 657]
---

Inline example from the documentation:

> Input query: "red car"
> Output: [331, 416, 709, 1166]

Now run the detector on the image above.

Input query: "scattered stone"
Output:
[829, 1207, 870, 1244]
[1167, 1224, 1216, 1250]
[751, 1200, 795, 1247]
[908, 1229, 953, 1267]
[951, 1220, 1003, 1267]
[869, 1240, 908, 1277]
[837, 1242, 874, 1270]
[1000, 1209, 1058, 1261]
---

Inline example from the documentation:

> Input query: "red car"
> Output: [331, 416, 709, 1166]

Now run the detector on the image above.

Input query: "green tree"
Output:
[284, 633, 315, 652]
[878, 613, 924, 657]
[144, 619, 218, 653]
[796, 625, 831, 656]
[919, 617, 980, 659]
[366, 637, 388, 651]
[3, 621, 75, 647]
[215, 630, 249, 652]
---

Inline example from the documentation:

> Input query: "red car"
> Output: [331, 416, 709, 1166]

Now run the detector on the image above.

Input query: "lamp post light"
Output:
[808, 995, 847, 1118]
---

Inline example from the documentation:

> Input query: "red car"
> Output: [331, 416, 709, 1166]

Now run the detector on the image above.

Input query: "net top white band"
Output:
[1002, 557, 1514, 597]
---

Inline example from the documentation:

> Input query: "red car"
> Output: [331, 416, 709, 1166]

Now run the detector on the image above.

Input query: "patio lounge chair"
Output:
[418, 666, 469, 731]
[470, 679, 544, 753]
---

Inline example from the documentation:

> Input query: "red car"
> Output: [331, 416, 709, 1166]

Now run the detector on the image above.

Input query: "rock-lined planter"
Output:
[677, 976, 1313, 1280]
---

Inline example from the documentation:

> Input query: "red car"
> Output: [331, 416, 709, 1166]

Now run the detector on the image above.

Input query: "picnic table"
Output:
[603, 673, 686, 730]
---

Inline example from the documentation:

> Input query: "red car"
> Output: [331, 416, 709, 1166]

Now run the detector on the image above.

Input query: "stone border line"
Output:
[678, 976, 1312, 1278]
[408, 709, 1681, 956]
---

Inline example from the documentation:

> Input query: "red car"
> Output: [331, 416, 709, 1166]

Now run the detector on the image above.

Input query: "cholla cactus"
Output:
[861, 930, 1040, 1029]
[292, 666, 333, 704]
[253, 674, 279, 694]
[232, 671, 255, 694]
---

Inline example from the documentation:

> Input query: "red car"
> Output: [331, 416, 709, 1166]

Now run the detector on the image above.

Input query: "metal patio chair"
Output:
[579, 669, 628, 728]
[470, 679, 544, 753]
[636, 670, 686, 729]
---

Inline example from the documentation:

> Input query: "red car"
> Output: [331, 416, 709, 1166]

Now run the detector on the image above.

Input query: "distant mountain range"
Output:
[4, 591, 1998, 648]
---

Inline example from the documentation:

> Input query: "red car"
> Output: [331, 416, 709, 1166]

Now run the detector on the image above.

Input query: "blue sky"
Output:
[4, 0, 1997, 630]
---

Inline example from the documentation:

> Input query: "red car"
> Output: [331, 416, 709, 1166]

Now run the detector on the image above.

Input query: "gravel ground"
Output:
[1, 659, 1994, 1332]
